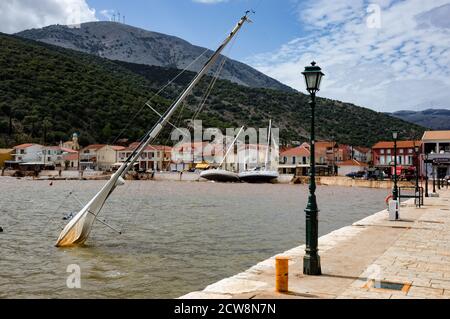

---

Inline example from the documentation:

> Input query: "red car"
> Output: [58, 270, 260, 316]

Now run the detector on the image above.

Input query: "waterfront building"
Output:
[5, 143, 44, 169]
[421, 130, 450, 178]
[353, 146, 372, 163]
[40, 146, 78, 168]
[63, 152, 79, 170]
[336, 159, 369, 176]
[372, 140, 421, 176]
[279, 144, 310, 175]
[315, 141, 340, 165]
[97, 145, 126, 171]
[79, 144, 106, 170]
[118, 143, 172, 172]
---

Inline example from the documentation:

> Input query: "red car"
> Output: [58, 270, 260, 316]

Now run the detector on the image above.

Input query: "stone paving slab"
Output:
[180, 190, 450, 299]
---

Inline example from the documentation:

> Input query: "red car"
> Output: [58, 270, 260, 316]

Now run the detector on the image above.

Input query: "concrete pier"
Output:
[181, 189, 450, 299]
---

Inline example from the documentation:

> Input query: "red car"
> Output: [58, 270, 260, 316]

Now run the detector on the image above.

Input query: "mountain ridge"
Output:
[16, 21, 293, 92]
[387, 109, 450, 130]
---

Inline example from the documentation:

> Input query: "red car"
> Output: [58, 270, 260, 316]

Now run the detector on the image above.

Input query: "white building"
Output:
[40, 146, 78, 168]
[10, 143, 44, 164]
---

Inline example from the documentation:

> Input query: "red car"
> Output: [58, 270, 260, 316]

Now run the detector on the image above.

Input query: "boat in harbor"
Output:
[200, 126, 244, 182]
[200, 169, 240, 182]
[55, 13, 252, 247]
[238, 167, 279, 183]
[238, 120, 279, 183]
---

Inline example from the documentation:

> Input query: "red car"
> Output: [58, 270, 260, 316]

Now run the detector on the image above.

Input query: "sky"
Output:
[0, 0, 449, 112]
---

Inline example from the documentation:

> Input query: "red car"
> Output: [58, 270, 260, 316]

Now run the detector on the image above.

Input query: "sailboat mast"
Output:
[264, 119, 272, 169]
[219, 126, 244, 168]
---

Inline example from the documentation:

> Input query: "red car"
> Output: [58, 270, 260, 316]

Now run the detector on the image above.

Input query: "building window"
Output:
[386, 155, 391, 164]
[387, 149, 391, 154]
[408, 149, 413, 154]
[380, 156, 385, 165]
[399, 149, 404, 154]
[292, 156, 296, 165]
[380, 149, 385, 154]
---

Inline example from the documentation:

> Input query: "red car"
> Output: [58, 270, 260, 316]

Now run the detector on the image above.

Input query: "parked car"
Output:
[366, 169, 386, 181]
[346, 171, 365, 179]
[400, 171, 416, 181]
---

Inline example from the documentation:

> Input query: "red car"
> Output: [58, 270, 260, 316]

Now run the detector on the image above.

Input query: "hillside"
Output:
[16, 22, 292, 92]
[0, 33, 425, 148]
[388, 109, 450, 130]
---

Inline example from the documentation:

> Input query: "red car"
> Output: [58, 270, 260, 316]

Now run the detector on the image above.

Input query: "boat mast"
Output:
[219, 126, 244, 169]
[55, 13, 251, 247]
[264, 119, 272, 170]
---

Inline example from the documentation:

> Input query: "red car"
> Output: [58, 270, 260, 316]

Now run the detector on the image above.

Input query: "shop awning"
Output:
[195, 163, 210, 170]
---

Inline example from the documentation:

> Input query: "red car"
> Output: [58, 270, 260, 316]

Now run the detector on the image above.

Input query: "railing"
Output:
[398, 186, 424, 208]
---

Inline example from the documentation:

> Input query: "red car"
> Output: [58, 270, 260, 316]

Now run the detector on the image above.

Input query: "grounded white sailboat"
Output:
[238, 120, 279, 183]
[200, 126, 244, 182]
[56, 13, 251, 247]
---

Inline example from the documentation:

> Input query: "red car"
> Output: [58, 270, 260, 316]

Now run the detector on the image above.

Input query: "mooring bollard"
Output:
[275, 256, 289, 292]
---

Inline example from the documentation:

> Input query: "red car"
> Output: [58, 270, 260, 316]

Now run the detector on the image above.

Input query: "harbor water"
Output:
[0, 177, 389, 298]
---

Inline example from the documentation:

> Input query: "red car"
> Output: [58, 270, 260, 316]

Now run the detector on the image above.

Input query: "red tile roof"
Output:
[63, 153, 79, 161]
[422, 130, 450, 141]
[281, 146, 310, 157]
[13, 143, 36, 149]
[83, 144, 106, 150]
[372, 141, 421, 149]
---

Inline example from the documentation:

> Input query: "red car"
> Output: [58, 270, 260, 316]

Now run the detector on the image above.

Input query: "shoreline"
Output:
[1, 171, 418, 189]
[180, 190, 450, 299]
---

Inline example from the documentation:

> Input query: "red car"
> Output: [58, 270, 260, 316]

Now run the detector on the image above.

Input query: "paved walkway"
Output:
[181, 189, 450, 299]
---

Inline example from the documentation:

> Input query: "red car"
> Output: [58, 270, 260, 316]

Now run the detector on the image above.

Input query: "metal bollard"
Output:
[275, 256, 289, 292]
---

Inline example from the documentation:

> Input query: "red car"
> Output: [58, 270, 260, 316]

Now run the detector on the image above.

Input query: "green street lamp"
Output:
[302, 61, 324, 276]
[431, 151, 436, 193]
[414, 145, 420, 196]
[392, 131, 399, 201]
[424, 153, 429, 197]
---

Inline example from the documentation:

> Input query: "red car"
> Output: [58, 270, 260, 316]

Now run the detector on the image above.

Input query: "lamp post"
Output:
[392, 132, 399, 201]
[424, 153, 429, 197]
[414, 145, 420, 196]
[302, 61, 324, 276]
[431, 151, 436, 193]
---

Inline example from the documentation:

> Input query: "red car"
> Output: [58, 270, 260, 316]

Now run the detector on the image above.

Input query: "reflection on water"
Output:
[0, 177, 389, 298]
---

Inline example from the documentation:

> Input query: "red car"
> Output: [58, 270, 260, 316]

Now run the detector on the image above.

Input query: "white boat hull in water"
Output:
[200, 169, 240, 182]
[238, 170, 279, 183]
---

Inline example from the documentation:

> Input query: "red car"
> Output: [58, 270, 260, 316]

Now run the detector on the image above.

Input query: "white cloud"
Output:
[0, 0, 97, 34]
[192, 0, 229, 4]
[246, 0, 450, 112]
